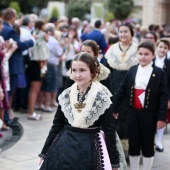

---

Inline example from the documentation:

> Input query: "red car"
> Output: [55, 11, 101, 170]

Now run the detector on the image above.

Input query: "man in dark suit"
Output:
[0, 8, 35, 124]
[81, 20, 108, 63]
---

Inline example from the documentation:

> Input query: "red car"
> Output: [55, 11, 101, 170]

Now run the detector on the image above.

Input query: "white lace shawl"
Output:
[58, 82, 112, 128]
[98, 63, 110, 81]
[105, 42, 138, 70]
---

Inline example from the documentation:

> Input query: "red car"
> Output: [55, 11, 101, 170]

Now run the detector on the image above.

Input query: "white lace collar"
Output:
[98, 63, 110, 81]
[58, 82, 112, 128]
[105, 42, 138, 70]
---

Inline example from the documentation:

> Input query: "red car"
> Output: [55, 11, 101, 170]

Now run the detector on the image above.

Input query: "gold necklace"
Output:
[74, 84, 91, 113]
[119, 43, 132, 62]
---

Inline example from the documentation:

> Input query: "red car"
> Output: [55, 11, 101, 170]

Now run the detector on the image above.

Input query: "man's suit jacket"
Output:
[112, 64, 168, 122]
[81, 29, 107, 54]
[0, 22, 34, 75]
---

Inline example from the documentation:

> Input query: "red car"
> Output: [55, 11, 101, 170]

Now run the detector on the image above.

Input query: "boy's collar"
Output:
[139, 61, 153, 69]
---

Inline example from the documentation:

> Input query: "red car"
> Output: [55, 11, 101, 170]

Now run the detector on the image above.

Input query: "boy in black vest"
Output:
[113, 41, 168, 170]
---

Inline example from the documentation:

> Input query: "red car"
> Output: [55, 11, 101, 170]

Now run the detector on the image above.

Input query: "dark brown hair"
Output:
[2, 8, 16, 21]
[81, 40, 99, 56]
[156, 38, 170, 49]
[138, 41, 155, 54]
[71, 52, 99, 79]
[145, 31, 157, 41]
[68, 25, 78, 40]
[13, 23, 20, 36]
[119, 22, 134, 37]
[35, 20, 45, 30]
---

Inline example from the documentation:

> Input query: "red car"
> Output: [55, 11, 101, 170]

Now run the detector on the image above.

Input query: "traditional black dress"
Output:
[39, 82, 121, 170]
[105, 42, 138, 155]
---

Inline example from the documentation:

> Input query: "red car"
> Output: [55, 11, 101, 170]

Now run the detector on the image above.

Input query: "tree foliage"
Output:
[105, 12, 115, 22]
[0, 0, 48, 14]
[67, 0, 91, 20]
[67, 3, 86, 20]
[0, 0, 91, 17]
[108, 0, 134, 20]
[9, 1, 21, 13]
[50, 7, 59, 18]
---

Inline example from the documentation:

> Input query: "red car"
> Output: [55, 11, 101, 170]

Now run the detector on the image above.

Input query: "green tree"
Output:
[67, 3, 86, 20]
[0, 0, 49, 14]
[9, 1, 21, 13]
[50, 6, 59, 18]
[105, 12, 115, 22]
[108, 0, 134, 20]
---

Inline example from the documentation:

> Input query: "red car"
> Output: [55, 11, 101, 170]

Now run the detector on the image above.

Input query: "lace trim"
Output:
[58, 88, 74, 124]
[58, 82, 112, 128]
[98, 63, 110, 81]
[94, 81, 112, 97]
[94, 133, 105, 169]
[115, 132, 128, 170]
[39, 129, 65, 170]
[105, 42, 138, 70]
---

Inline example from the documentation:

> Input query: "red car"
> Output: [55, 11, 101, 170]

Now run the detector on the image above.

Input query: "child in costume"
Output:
[154, 38, 170, 152]
[39, 52, 120, 170]
[113, 41, 168, 170]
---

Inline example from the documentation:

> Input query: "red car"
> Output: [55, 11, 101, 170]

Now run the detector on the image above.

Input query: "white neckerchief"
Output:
[155, 55, 166, 69]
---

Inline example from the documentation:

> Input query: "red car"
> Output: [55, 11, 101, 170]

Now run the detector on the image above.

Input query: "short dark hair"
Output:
[71, 52, 99, 79]
[22, 16, 30, 26]
[94, 20, 101, 29]
[2, 8, 16, 21]
[49, 16, 58, 23]
[119, 22, 134, 37]
[148, 24, 155, 31]
[138, 41, 155, 54]
[156, 38, 170, 49]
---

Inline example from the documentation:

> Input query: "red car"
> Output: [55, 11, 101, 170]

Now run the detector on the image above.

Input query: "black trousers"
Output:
[128, 108, 157, 157]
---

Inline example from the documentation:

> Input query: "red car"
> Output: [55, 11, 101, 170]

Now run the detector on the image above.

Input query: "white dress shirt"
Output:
[135, 62, 153, 106]
[155, 55, 166, 69]
[20, 26, 35, 55]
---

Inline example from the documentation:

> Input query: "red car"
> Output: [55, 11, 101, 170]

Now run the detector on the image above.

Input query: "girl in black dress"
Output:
[38, 52, 120, 170]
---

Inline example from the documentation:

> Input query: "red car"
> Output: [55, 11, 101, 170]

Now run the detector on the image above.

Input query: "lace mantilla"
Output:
[98, 63, 110, 81]
[58, 82, 112, 128]
[105, 42, 138, 70]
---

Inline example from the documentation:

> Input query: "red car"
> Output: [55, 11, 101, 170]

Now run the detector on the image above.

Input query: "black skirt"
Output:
[109, 69, 128, 139]
[40, 125, 112, 170]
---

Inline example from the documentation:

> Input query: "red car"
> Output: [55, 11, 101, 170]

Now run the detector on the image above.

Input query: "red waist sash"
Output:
[133, 89, 145, 109]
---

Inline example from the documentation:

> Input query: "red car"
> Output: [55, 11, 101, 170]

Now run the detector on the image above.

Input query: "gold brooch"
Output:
[74, 103, 86, 113]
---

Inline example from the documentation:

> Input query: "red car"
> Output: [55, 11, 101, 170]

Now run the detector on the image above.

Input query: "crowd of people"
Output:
[0, 7, 170, 170]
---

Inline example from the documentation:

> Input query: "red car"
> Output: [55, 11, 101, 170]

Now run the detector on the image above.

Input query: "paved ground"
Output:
[0, 109, 170, 170]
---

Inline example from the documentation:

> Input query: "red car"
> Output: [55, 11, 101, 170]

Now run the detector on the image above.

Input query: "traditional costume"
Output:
[112, 62, 168, 170]
[39, 82, 126, 170]
[105, 42, 138, 156]
[154, 55, 170, 151]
